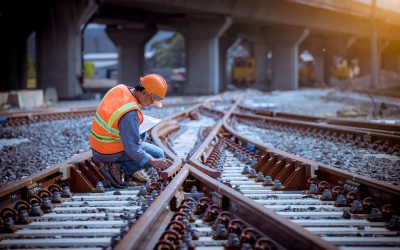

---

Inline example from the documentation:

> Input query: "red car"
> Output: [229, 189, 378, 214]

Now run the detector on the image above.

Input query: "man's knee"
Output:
[150, 145, 165, 159]
[143, 143, 165, 159]
[153, 147, 165, 159]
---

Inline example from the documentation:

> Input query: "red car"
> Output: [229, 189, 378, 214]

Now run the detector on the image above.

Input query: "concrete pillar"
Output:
[371, 23, 380, 88]
[0, 2, 37, 91]
[371, 0, 380, 88]
[178, 17, 232, 95]
[0, 35, 28, 91]
[106, 26, 157, 84]
[358, 50, 372, 76]
[381, 41, 399, 73]
[252, 39, 269, 88]
[314, 56, 325, 84]
[382, 54, 400, 73]
[36, 0, 98, 99]
[271, 28, 309, 90]
[322, 48, 333, 84]
[219, 34, 237, 92]
[353, 39, 388, 78]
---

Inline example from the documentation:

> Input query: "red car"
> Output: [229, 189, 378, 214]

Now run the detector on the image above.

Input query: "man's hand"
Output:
[149, 158, 173, 170]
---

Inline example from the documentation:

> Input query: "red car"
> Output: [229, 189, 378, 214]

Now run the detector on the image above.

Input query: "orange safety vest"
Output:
[90, 84, 144, 154]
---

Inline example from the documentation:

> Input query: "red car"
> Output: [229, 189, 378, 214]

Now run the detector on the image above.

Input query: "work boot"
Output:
[129, 171, 148, 184]
[139, 170, 150, 181]
[101, 179, 112, 188]
[98, 166, 124, 189]
[125, 179, 142, 187]
[107, 163, 128, 187]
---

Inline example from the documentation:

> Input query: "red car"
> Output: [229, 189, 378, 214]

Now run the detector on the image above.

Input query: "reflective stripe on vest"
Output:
[94, 112, 119, 136]
[91, 102, 139, 141]
[90, 130, 121, 142]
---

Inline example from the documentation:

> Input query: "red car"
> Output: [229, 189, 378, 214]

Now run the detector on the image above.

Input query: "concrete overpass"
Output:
[1, 0, 400, 98]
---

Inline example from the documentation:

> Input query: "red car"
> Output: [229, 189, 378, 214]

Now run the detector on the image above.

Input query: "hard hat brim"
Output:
[153, 100, 163, 108]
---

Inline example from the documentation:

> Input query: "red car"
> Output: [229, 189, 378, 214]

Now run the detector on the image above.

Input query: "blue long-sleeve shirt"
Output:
[92, 110, 152, 165]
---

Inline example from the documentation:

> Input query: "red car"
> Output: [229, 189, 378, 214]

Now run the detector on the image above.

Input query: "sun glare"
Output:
[355, 0, 400, 13]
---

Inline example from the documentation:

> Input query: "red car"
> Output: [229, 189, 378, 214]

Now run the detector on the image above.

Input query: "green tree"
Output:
[27, 55, 36, 79]
[27, 55, 36, 88]
[148, 33, 185, 68]
[84, 60, 95, 79]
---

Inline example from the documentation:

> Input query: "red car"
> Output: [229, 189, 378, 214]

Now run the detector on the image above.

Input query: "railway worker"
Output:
[90, 74, 172, 188]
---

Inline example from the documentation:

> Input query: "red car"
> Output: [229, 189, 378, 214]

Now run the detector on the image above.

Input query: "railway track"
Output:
[238, 104, 400, 136]
[0, 108, 96, 127]
[114, 165, 335, 250]
[1, 96, 399, 249]
[0, 99, 203, 188]
[229, 111, 400, 186]
[0, 97, 228, 249]
[182, 109, 400, 249]
[0, 99, 200, 127]
[0, 152, 164, 249]
[151, 98, 234, 180]
[154, 106, 221, 162]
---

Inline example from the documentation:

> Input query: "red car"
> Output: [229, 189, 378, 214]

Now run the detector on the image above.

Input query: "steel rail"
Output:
[116, 164, 337, 250]
[0, 99, 201, 127]
[222, 117, 400, 200]
[1, 94, 397, 249]
[0, 96, 208, 205]
[0, 98, 211, 249]
[232, 112, 400, 149]
[115, 164, 190, 250]
[152, 97, 226, 181]
[153, 102, 205, 181]
[0, 151, 92, 208]
[174, 100, 400, 249]
[238, 104, 400, 136]
[188, 99, 240, 179]
[187, 122, 400, 248]
[0, 96, 207, 206]
[0, 151, 163, 249]
[179, 113, 400, 249]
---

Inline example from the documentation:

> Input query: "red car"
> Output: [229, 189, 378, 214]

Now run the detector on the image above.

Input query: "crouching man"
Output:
[90, 74, 172, 188]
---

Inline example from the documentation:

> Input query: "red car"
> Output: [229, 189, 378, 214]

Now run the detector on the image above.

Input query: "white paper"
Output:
[139, 115, 161, 134]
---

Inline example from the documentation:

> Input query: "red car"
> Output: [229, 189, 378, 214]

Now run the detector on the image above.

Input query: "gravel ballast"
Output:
[234, 121, 400, 186]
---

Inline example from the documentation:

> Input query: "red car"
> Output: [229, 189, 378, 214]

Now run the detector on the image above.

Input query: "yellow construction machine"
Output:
[331, 59, 358, 80]
[231, 57, 256, 87]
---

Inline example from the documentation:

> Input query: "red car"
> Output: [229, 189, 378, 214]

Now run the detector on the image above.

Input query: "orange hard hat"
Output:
[139, 74, 168, 107]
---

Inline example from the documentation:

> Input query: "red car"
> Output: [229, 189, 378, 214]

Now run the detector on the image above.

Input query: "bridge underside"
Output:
[1, 0, 400, 98]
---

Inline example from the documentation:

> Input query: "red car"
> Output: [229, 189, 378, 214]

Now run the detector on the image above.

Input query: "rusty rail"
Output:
[232, 112, 400, 150]
[0, 97, 208, 249]
[153, 102, 204, 181]
[152, 97, 226, 181]
[116, 165, 337, 250]
[0, 108, 96, 127]
[222, 118, 400, 202]
[0, 95, 207, 205]
[0, 151, 92, 208]
[1, 94, 398, 249]
[188, 100, 240, 179]
[183, 122, 400, 247]
[238, 104, 400, 136]
[115, 165, 190, 250]
[0, 99, 201, 127]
